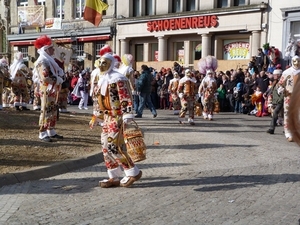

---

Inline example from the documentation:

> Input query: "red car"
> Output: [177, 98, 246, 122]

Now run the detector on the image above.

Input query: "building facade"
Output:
[4, 0, 300, 72]
[6, 0, 115, 69]
[115, 0, 269, 71]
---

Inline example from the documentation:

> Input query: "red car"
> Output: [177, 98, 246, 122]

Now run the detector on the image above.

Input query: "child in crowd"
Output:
[159, 84, 168, 109]
[241, 94, 254, 114]
[251, 86, 263, 117]
[217, 83, 226, 112]
[233, 82, 244, 113]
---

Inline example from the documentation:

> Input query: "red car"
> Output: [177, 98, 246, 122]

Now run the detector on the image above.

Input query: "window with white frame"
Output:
[186, 0, 196, 11]
[217, 0, 227, 8]
[19, 46, 29, 60]
[55, 0, 65, 19]
[133, 0, 141, 17]
[18, 0, 28, 6]
[145, 0, 154, 16]
[172, 0, 181, 13]
[95, 41, 106, 57]
[38, 0, 46, 5]
[234, 0, 246, 6]
[75, 0, 85, 19]
[76, 42, 84, 57]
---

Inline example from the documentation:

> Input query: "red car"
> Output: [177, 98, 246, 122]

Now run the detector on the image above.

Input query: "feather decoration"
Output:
[197, 55, 218, 74]
[99, 45, 112, 56]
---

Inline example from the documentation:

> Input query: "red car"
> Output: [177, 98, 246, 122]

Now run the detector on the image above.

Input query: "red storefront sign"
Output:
[147, 15, 218, 32]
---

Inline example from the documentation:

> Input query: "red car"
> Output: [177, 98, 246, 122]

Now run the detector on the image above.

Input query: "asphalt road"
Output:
[1, 107, 300, 225]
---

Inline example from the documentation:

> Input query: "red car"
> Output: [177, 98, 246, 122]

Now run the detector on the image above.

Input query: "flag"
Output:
[84, 0, 109, 26]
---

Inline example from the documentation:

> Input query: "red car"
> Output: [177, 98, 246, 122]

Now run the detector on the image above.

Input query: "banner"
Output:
[223, 39, 250, 60]
[18, 5, 45, 27]
[54, 44, 72, 66]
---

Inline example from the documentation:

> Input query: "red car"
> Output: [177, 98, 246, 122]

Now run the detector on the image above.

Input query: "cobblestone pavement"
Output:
[1, 108, 300, 225]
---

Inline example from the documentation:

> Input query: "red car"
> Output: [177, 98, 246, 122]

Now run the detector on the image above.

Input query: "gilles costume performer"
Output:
[197, 55, 218, 119]
[93, 53, 142, 188]
[168, 71, 181, 115]
[178, 69, 197, 125]
[33, 35, 64, 142]
[9, 52, 32, 110]
[118, 53, 135, 93]
[89, 45, 113, 124]
[199, 70, 217, 120]
[278, 55, 300, 142]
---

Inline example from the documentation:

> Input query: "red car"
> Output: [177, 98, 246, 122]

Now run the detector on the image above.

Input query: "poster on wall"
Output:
[45, 18, 62, 30]
[223, 40, 250, 60]
[18, 5, 45, 27]
[178, 49, 184, 64]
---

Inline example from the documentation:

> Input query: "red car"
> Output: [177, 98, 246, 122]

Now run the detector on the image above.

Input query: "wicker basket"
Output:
[123, 120, 146, 162]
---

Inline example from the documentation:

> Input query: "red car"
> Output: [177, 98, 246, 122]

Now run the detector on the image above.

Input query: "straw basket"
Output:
[123, 120, 146, 162]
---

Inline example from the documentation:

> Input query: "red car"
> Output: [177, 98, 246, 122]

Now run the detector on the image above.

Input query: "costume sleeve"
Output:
[117, 79, 134, 118]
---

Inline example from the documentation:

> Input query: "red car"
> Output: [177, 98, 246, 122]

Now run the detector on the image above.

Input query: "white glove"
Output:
[132, 90, 136, 95]
[123, 118, 133, 124]
[277, 86, 284, 94]
[123, 114, 134, 124]
[136, 91, 141, 95]
[178, 93, 184, 99]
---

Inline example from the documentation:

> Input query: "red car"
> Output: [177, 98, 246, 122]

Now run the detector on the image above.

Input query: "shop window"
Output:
[19, 46, 29, 66]
[76, 42, 84, 57]
[18, 0, 28, 6]
[95, 42, 106, 57]
[186, 0, 196, 11]
[234, 0, 245, 6]
[150, 43, 158, 61]
[55, 0, 65, 19]
[172, 0, 181, 13]
[75, 0, 85, 19]
[174, 42, 184, 63]
[133, 0, 141, 17]
[135, 44, 143, 62]
[145, 0, 154, 16]
[217, 0, 227, 8]
[193, 42, 202, 60]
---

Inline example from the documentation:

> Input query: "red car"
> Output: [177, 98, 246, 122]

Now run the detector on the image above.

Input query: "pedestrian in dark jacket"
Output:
[135, 65, 157, 118]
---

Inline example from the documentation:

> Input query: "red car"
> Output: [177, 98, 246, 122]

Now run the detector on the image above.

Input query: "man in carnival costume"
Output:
[89, 45, 114, 125]
[90, 53, 142, 188]
[118, 53, 135, 92]
[168, 71, 181, 115]
[9, 51, 32, 110]
[277, 55, 300, 142]
[199, 70, 218, 120]
[178, 69, 197, 125]
[33, 35, 64, 142]
[0, 58, 10, 110]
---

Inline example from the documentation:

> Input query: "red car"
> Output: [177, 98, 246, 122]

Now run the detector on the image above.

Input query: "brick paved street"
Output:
[1, 107, 300, 225]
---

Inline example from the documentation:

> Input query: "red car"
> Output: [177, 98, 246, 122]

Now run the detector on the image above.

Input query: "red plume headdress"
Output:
[34, 35, 53, 49]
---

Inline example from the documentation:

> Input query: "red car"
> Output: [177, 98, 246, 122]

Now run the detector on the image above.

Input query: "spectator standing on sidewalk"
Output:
[77, 70, 90, 110]
[266, 69, 284, 135]
[135, 65, 157, 118]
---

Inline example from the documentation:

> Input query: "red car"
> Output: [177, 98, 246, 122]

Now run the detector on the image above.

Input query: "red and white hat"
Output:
[99, 45, 113, 56]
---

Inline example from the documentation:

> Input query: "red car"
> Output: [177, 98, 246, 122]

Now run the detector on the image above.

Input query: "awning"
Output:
[10, 35, 110, 46]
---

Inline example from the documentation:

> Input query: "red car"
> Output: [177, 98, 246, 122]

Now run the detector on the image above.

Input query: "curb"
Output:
[0, 152, 104, 188]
